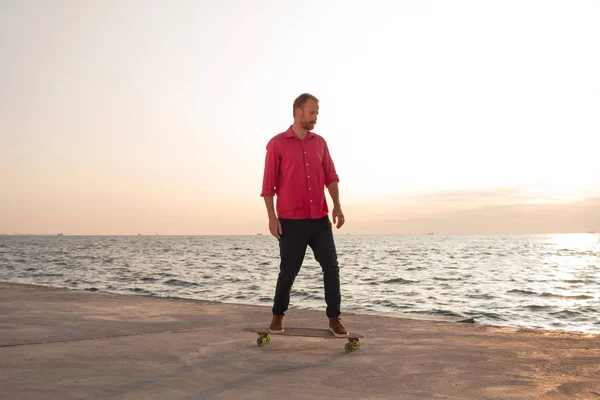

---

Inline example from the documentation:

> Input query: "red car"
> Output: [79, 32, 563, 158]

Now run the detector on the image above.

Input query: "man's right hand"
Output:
[269, 217, 283, 240]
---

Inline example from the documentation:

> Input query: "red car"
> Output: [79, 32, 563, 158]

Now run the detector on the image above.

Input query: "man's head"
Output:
[293, 93, 319, 131]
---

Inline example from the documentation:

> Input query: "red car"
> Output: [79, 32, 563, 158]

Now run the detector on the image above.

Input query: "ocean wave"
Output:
[508, 289, 539, 296]
[31, 273, 63, 278]
[523, 304, 553, 310]
[472, 311, 504, 321]
[540, 293, 593, 300]
[420, 309, 466, 318]
[466, 293, 494, 299]
[127, 287, 154, 295]
[290, 289, 322, 300]
[383, 278, 416, 284]
[373, 299, 400, 308]
[164, 279, 199, 287]
[156, 272, 177, 278]
[549, 309, 583, 318]
[403, 291, 420, 297]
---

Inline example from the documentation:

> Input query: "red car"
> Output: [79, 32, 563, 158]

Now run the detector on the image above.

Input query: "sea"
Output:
[1, 234, 599, 334]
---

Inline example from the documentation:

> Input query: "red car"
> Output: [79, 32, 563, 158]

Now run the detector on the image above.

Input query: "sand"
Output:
[1, 282, 599, 399]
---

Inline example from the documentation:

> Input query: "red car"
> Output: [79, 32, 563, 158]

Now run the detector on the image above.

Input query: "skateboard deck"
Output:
[243, 327, 364, 352]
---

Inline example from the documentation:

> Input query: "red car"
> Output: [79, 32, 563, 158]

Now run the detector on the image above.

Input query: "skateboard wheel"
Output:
[344, 343, 354, 353]
[256, 334, 270, 346]
[353, 341, 360, 350]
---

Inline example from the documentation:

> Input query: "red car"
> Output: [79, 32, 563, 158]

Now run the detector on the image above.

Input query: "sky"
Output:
[1, 0, 599, 235]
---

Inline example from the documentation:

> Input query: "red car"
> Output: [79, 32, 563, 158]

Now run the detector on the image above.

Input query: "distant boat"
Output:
[427, 232, 434, 235]
[57, 233, 63, 236]
[589, 231, 597, 234]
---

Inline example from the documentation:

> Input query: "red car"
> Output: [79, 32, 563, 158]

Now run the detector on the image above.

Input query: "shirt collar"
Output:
[285, 125, 314, 139]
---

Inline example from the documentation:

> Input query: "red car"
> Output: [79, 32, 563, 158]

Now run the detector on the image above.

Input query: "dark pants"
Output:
[272, 216, 341, 318]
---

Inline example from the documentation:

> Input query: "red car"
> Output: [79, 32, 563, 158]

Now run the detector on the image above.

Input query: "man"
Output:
[260, 93, 349, 337]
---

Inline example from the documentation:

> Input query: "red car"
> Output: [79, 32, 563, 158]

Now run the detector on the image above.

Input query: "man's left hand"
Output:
[332, 207, 345, 229]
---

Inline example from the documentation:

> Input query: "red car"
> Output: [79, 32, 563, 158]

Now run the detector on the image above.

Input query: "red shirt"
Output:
[261, 126, 339, 219]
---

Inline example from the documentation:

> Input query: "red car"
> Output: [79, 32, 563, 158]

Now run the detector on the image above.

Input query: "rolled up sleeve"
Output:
[322, 140, 339, 186]
[260, 139, 280, 197]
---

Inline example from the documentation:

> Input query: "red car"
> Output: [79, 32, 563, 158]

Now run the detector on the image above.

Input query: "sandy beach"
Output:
[1, 281, 599, 399]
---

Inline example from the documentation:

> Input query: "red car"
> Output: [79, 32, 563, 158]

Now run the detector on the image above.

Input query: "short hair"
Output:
[293, 93, 319, 117]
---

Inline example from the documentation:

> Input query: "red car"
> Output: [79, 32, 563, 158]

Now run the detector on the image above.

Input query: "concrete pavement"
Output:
[1, 282, 599, 399]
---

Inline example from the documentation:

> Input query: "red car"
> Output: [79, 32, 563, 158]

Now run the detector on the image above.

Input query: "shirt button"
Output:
[309, 187, 311, 190]
[307, 176, 310, 178]
[310, 200, 312, 202]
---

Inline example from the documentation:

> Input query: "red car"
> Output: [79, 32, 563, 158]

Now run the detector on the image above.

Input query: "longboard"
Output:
[243, 327, 364, 352]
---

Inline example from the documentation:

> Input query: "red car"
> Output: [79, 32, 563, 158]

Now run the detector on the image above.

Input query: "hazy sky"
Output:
[1, 0, 599, 235]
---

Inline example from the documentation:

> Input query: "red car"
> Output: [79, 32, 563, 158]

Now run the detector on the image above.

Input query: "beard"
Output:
[301, 120, 316, 130]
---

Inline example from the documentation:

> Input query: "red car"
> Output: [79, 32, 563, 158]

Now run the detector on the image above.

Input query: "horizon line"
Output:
[1, 232, 597, 237]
